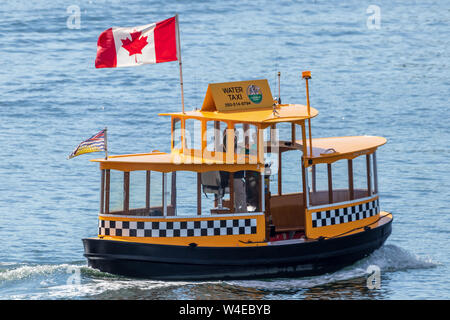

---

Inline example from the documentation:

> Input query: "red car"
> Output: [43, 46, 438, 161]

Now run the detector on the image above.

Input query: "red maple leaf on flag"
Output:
[121, 31, 149, 62]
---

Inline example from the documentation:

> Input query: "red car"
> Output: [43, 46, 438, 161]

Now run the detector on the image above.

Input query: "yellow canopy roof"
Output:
[160, 104, 318, 125]
[297, 136, 387, 164]
[91, 151, 263, 173]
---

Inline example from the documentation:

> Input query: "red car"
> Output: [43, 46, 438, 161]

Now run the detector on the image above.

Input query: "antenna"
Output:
[277, 71, 281, 104]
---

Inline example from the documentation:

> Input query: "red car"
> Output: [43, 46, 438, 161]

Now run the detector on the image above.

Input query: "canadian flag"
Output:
[95, 16, 178, 68]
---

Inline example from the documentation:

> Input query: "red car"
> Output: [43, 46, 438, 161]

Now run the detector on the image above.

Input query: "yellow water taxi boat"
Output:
[83, 73, 392, 280]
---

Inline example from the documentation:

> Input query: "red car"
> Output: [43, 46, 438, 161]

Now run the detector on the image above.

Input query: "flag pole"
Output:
[104, 127, 108, 160]
[175, 14, 185, 114]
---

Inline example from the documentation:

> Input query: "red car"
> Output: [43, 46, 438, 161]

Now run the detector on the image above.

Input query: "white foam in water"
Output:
[1, 245, 439, 299]
[3, 264, 204, 299]
[226, 244, 439, 291]
[27, 279, 188, 300]
[0, 263, 72, 282]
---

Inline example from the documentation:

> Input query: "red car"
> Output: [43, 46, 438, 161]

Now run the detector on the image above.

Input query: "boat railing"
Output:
[309, 188, 371, 207]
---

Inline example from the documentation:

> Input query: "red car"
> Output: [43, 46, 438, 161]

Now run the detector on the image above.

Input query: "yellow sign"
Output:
[201, 79, 274, 112]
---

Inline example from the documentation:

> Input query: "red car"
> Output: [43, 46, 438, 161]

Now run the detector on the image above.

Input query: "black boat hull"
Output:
[83, 217, 392, 280]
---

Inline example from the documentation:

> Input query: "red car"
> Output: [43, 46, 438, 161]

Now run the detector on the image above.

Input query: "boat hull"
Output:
[83, 216, 392, 280]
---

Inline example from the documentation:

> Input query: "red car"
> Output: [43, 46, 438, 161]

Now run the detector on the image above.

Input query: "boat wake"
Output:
[0, 244, 438, 299]
[0, 262, 204, 299]
[226, 244, 439, 292]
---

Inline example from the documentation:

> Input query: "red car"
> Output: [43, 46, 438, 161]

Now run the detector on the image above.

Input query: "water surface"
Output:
[0, 0, 448, 299]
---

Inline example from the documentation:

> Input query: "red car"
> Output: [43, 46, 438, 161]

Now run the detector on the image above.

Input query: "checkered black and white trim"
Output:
[98, 218, 258, 237]
[311, 199, 379, 228]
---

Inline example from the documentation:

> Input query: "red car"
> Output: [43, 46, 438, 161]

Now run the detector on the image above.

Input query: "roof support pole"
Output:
[162, 172, 167, 216]
[197, 172, 202, 215]
[373, 151, 378, 194]
[171, 172, 177, 215]
[291, 123, 296, 144]
[229, 172, 234, 213]
[303, 161, 310, 208]
[105, 169, 110, 214]
[180, 118, 185, 154]
[214, 121, 221, 154]
[366, 154, 372, 196]
[146, 170, 151, 210]
[312, 165, 316, 193]
[123, 171, 130, 214]
[243, 123, 249, 154]
[278, 149, 282, 196]
[257, 124, 264, 164]
[327, 163, 333, 204]
[226, 122, 235, 164]
[348, 160, 354, 200]
[201, 120, 207, 162]
[100, 169, 105, 214]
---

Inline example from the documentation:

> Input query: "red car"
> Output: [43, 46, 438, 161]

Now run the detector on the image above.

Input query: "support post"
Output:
[105, 169, 110, 214]
[171, 172, 177, 214]
[197, 172, 202, 215]
[291, 123, 296, 144]
[348, 159, 354, 200]
[214, 121, 221, 153]
[327, 163, 333, 204]
[373, 152, 378, 194]
[278, 150, 282, 196]
[303, 161, 310, 207]
[146, 170, 151, 210]
[123, 171, 130, 214]
[229, 172, 234, 212]
[312, 164, 317, 193]
[366, 154, 372, 196]
[162, 173, 167, 216]
[100, 169, 105, 214]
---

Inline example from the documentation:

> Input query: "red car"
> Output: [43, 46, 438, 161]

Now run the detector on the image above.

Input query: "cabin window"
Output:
[108, 169, 124, 212]
[129, 170, 147, 210]
[308, 163, 333, 206]
[262, 126, 278, 193]
[280, 149, 302, 194]
[232, 123, 258, 159]
[233, 123, 246, 155]
[100, 168, 264, 217]
[276, 122, 293, 144]
[163, 170, 264, 216]
[205, 121, 227, 153]
[101, 170, 175, 216]
[351, 155, 370, 199]
[263, 123, 301, 195]
[307, 153, 378, 207]
[184, 119, 202, 151]
[331, 159, 350, 200]
[172, 117, 182, 150]
[199, 170, 263, 214]
[372, 152, 378, 194]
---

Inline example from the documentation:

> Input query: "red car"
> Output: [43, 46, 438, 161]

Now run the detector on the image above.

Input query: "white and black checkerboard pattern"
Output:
[311, 199, 379, 228]
[98, 218, 258, 237]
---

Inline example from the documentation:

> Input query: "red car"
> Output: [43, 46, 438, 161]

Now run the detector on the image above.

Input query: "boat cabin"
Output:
[91, 79, 386, 247]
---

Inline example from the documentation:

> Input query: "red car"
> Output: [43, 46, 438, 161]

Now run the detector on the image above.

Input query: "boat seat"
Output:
[201, 171, 229, 197]
[275, 226, 305, 232]
[269, 193, 305, 232]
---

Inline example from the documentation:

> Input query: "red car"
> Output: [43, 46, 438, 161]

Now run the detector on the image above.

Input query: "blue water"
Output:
[0, 0, 448, 299]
